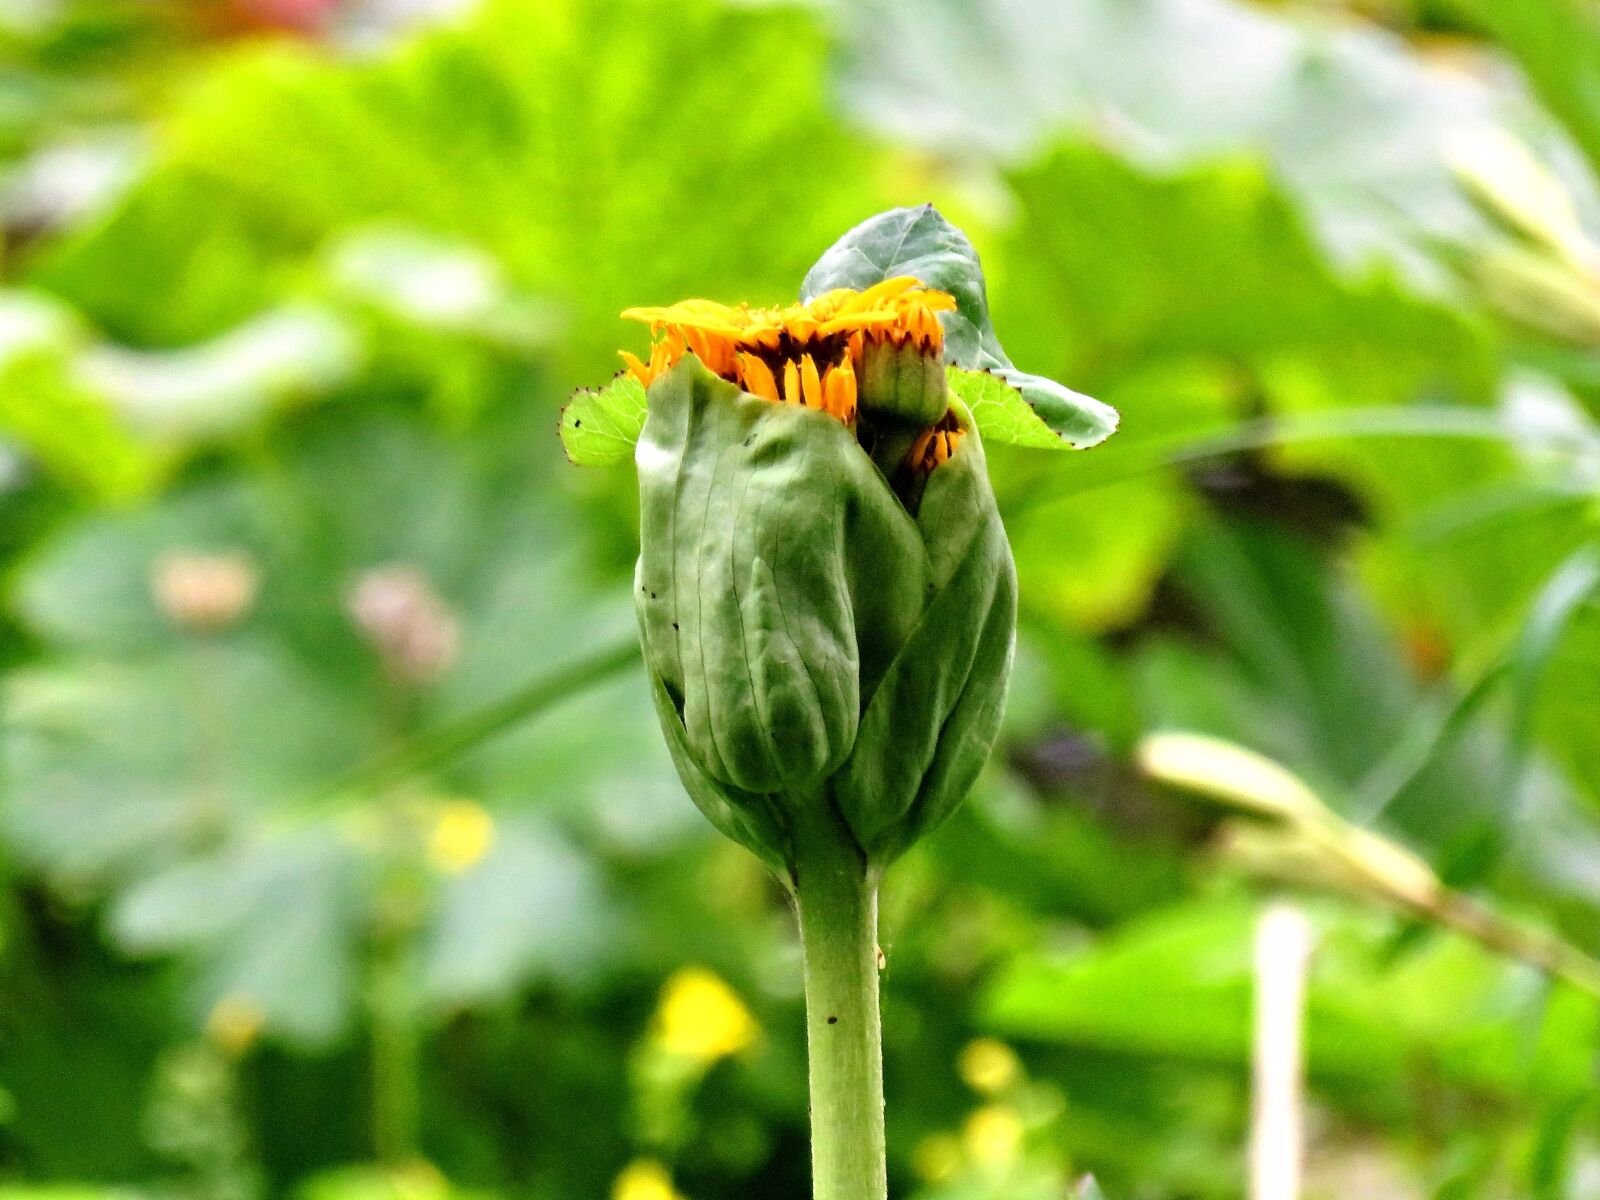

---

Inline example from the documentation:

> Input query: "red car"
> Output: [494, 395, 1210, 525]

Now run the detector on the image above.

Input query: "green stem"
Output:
[369, 923, 421, 1164]
[311, 637, 639, 806]
[793, 812, 886, 1200]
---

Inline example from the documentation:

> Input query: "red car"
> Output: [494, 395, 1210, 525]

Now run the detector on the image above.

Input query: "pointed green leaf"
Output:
[801, 203, 1118, 449]
[949, 366, 1071, 451]
[560, 373, 647, 466]
[1076, 1177, 1109, 1200]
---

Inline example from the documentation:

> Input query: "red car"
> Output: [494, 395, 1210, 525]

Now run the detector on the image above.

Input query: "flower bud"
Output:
[624, 279, 1015, 873]
[348, 565, 460, 685]
[152, 551, 259, 633]
[860, 331, 949, 426]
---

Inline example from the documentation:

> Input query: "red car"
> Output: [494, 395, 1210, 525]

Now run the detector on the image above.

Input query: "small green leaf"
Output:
[801, 203, 1118, 448]
[992, 365, 1119, 449]
[950, 366, 1070, 451]
[1076, 1177, 1109, 1200]
[560, 373, 647, 466]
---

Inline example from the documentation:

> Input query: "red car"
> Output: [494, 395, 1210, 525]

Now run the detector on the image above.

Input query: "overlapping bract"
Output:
[631, 356, 1015, 875]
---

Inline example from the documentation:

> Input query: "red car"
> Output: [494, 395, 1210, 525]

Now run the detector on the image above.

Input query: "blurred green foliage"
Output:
[4, 0, 1600, 1197]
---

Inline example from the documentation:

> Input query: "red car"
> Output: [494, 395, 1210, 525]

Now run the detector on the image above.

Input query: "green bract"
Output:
[633, 356, 1016, 874]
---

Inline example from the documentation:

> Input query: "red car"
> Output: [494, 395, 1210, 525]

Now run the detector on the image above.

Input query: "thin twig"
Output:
[310, 636, 641, 804]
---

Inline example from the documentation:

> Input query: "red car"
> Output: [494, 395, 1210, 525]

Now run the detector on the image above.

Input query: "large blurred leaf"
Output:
[5, 644, 361, 884]
[111, 833, 359, 1044]
[30, 0, 882, 380]
[997, 360, 1233, 631]
[985, 896, 1599, 1110]
[423, 821, 609, 1005]
[1443, 0, 1600, 180]
[0, 394, 683, 1040]
[993, 145, 1493, 409]
[1532, 602, 1600, 809]
[0, 291, 156, 498]
[837, 0, 1539, 276]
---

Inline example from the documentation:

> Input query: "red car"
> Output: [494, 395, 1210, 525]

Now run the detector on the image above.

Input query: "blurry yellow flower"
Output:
[963, 1104, 1025, 1169]
[612, 1158, 684, 1200]
[384, 1160, 448, 1200]
[205, 992, 264, 1056]
[958, 1037, 1022, 1096]
[652, 967, 758, 1063]
[911, 1133, 963, 1184]
[428, 800, 495, 873]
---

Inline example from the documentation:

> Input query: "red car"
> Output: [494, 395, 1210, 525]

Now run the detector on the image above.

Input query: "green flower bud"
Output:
[859, 336, 949, 426]
[633, 355, 1016, 874]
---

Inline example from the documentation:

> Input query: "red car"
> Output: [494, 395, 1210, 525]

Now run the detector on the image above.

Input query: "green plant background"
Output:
[5, 1, 1600, 1198]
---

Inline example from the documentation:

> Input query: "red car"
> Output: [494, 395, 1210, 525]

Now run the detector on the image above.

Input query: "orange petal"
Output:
[783, 359, 802, 406]
[824, 354, 856, 422]
[800, 354, 824, 409]
[740, 353, 779, 400]
[907, 427, 936, 470]
[619, 350, 651, 386]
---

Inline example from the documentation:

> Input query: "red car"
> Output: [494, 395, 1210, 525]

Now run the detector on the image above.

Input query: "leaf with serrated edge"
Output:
[950, 366, 1070, 451]
[560, 374, 647, 466]
[802, 203, 1118, 449]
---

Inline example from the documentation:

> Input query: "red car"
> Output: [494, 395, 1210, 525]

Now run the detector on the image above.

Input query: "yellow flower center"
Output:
[618, 277, 962, 468]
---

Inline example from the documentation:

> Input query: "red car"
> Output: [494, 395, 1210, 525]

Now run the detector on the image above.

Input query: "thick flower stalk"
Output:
[619, 277, 1016, 1200]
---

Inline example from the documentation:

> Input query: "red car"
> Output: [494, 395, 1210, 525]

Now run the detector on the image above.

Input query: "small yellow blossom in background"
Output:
[428, 800, 495, 873]
[612, 1158, 685, 1200]
[387, 1160, 449, 1200]
[911, 1133, 963, 1184]
[205, 991, 264, 1056]
[652, 967, 758, 1063]
[958, 1037, 1022, 1095]
[963, 1104, 1025, 1169]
